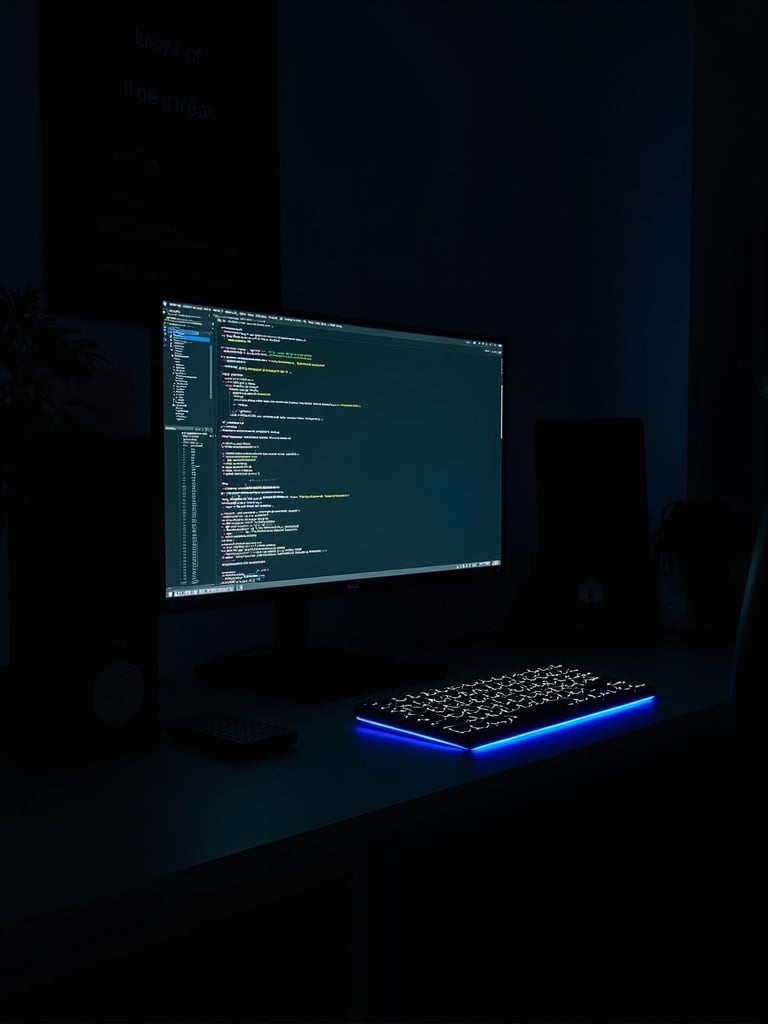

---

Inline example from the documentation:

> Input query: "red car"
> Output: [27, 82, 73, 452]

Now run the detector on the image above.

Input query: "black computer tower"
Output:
[529, 417, 658, 643]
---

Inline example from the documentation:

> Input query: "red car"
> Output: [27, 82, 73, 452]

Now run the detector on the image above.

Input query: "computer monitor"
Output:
[156, 298, 505, 697]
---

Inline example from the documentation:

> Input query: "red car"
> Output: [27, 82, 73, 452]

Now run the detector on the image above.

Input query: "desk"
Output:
[1, 638, 761, 1021]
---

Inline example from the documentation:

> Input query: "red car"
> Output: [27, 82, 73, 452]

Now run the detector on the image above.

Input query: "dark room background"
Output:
[1, 0, 765, 672]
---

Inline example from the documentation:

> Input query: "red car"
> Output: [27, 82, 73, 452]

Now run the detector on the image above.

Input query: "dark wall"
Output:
[2, 0, 699, 668]
[279, 0, 693, 558]
[689, 0, 768, 510]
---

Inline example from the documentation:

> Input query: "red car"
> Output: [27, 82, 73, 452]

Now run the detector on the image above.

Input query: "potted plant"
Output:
[1, 284, 109, 709]
[0, 283, 109, 532]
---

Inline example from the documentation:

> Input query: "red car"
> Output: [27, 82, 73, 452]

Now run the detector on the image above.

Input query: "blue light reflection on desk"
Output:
[356, 696, 656, 754]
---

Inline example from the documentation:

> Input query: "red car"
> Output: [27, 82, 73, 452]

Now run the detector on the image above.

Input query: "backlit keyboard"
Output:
[355, 664, 656, 751]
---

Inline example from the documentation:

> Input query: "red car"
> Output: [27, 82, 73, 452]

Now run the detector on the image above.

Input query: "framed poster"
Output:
[38, 2, 280, 324]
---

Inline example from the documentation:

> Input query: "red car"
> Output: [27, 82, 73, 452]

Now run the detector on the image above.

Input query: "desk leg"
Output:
[346, 852, 399, 1022]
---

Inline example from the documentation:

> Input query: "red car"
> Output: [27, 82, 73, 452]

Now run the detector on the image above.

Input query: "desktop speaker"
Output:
[6, 431, 159, 757]
[529, 417, 658, 643]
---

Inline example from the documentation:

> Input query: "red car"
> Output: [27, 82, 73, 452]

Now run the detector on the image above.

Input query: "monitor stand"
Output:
[193, 594, 448, 700]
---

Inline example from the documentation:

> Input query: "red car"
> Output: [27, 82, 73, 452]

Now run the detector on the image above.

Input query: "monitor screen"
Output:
[158, 298, 505, 694]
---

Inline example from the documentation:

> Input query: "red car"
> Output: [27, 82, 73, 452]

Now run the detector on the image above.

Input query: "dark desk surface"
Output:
[0, 637, 736, 1006]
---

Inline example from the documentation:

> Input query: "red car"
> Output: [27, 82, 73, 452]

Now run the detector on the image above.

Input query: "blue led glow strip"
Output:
[356, 695, 655, 752]
[355, 717, 468, 749]
[471, 695, 656, 751]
